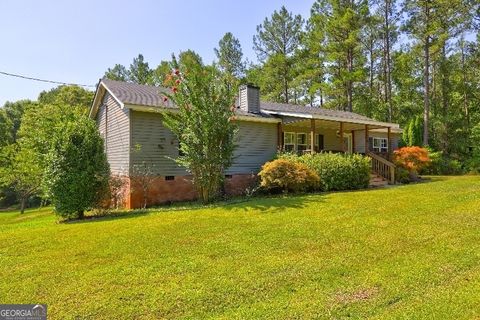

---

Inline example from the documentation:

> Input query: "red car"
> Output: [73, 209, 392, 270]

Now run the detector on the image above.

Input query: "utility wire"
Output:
[0, 70, 96, 88]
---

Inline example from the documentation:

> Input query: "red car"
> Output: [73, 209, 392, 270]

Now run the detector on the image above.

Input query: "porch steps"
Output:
[369, 174, 389, 188]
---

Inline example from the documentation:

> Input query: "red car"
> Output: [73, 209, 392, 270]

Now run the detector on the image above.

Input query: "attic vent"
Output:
[239, 84, 260, 114]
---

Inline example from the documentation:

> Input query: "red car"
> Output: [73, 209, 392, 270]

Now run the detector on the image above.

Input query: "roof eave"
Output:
[126, 104, 281, 124]
[261, 110, 399, 128]
[88, 80, 126, 119]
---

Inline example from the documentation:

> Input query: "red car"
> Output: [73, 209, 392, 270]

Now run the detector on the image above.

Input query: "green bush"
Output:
[421, 150, 464, 175]
[467, 156, 480, 175]
[396, 167, 411, 184]
[258, 158, 319, 193]
[45, 117, 110, 220]
[279, 152, 371, 191]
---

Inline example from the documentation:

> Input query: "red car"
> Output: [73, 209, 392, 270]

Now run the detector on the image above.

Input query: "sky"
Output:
[0, 0, 313, 106]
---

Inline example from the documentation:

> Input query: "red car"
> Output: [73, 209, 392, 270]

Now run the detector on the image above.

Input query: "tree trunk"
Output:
[143, 186, 148, 209]
[461, 38, 469, 128]
[440, 44, 449, 153]
[20, 197, 26, 214]
[423, 2, 431, 146]
[284, 76, 289, 103]
[77, 210, 84, 219]
[347, 48, 354, 112]
[369, 37, 374, 112]
[384, 0, 393, 122]
[320, 88, 324, 108]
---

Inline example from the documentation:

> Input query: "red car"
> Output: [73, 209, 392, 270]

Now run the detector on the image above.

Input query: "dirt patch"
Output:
[333, 286, 380, 304]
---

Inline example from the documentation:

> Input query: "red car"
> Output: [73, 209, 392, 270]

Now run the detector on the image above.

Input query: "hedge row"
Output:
[259, 152, 371, 193]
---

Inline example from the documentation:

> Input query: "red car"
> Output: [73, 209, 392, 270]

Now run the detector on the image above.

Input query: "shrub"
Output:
[421, 150, 464, 175]
[258, 159, 319, 193]
[393, 146, 430, 174]
[467, 156, 480, 175]
[45, 117, 110, 220]
[294, 153, 371, 191]
[396, 167, 411, 184]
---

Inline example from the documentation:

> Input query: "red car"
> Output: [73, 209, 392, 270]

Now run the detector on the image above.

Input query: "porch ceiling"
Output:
[282, 118, 385, 131]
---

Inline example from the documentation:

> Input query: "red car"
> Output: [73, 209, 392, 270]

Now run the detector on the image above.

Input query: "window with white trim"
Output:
[284, 132, 295, 152]
[372, 137, 388, 153]
[297, 133, 308, 152]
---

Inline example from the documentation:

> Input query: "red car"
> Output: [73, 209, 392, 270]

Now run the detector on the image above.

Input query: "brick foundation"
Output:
[125, 174, 257, 209]
[224, 173, 258, 196]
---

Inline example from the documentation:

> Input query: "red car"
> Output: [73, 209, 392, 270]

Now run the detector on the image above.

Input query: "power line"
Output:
[0, 70, 96, 88]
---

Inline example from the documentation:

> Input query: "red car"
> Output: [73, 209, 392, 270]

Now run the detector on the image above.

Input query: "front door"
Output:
[343, 133, 353, 153]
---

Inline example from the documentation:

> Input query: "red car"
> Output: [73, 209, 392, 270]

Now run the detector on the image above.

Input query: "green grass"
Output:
[1, 176, 480, 319]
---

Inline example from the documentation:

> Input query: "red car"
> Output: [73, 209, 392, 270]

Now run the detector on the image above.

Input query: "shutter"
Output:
[368, 137, 373, 152]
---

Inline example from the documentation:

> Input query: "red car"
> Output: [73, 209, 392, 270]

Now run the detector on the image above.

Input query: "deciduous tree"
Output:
[162, 55, 237, 203]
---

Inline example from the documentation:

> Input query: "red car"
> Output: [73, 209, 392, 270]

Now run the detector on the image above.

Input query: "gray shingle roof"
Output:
[261, 101, 374, 122]
[99, 79, 399, 128]
[102, 78, 170, 108]
[100, 79, 275, 119]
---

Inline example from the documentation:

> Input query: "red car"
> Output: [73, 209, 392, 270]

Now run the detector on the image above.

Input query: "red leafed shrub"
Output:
[393, 146, 430, 173]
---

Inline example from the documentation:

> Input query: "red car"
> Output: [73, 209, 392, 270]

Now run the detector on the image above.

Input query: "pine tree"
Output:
[293, 13, 327, 107]
[214, 32, 245, 79]
[311, 0, 369, 112]
[253, 6, 304, 103]
[104, 64, 129, 81]
[129, 54, 152, 85]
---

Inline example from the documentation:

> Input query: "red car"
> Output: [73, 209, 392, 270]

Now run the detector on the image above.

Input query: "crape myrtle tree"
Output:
[161, 54, 237, 203]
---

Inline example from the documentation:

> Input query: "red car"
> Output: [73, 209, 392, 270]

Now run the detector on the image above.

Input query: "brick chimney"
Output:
[239, 84, 260, 113]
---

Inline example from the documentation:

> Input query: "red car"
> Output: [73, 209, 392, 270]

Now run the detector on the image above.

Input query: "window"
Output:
[371, 137, 388, 153]
[284, 132, 295, 152]
[165, 176, 175, 181]
[297, 133, 308, 153]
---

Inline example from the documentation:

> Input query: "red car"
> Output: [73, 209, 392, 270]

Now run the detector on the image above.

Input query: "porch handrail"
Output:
[367, 152, 396, 184]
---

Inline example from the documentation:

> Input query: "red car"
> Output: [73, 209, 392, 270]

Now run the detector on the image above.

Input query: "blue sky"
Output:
[0, 0, 312, 105]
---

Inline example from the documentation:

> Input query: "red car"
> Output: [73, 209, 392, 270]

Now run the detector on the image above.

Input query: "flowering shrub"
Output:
[161, 54, 237, 203]
[258, 159, 319, 193]
[393, 146, 430, 174]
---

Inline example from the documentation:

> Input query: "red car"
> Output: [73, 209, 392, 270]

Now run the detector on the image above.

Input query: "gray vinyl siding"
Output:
[354, 130, 399, 153]
[226, 121, 278, 174]
[130, 110, 187, 176]
[130, 112, 277, 176]
[96, 102, 106, 142]
[97, 93, 130, 175]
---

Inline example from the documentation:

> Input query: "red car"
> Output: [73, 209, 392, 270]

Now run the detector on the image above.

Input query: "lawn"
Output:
[1, 176, 480, 319]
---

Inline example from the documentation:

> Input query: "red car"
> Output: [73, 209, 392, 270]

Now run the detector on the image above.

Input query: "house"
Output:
[89, 79, 402, 208]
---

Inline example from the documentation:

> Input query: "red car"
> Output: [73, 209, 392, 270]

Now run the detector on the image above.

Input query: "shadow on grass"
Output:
[72, 176, 459, 224]
[70, 179, 434, 224]
[68, 192, 323, 224]
[221, 193, 323, 212]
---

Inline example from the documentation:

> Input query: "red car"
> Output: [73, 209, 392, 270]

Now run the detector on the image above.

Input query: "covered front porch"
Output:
[275, 117, 398, 184]
[277, 118, 396, 160]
